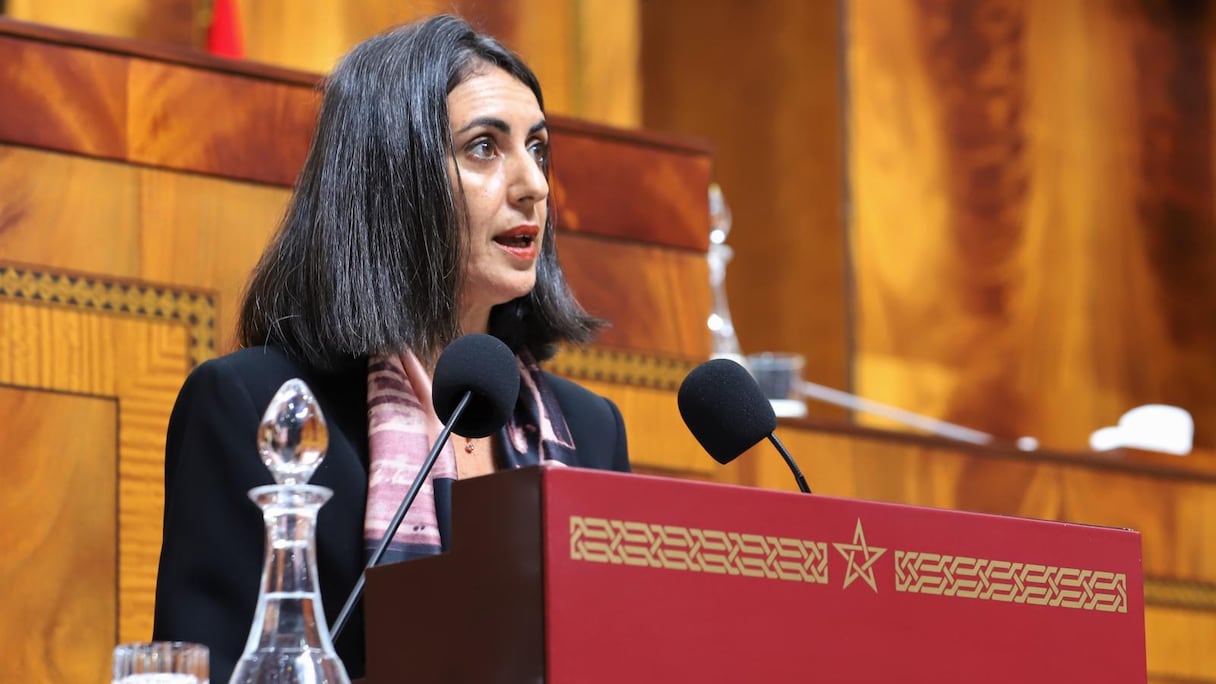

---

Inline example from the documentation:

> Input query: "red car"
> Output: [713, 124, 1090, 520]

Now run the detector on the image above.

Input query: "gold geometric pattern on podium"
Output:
[570, 515, 829, 584]
[0, 265, 216, 646]
[895, 551, 1128, 614]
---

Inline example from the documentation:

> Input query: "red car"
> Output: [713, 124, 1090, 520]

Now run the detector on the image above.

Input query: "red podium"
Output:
[361, 466, 1146, 683]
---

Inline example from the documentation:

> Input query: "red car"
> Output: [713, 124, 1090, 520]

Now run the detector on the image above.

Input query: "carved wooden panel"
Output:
[5, 0, 645, 128]
[0, 144, 709, 365]
[0, 144, 287, 352]
[0, 280, 206, 647]
[0, 146, 141, 274]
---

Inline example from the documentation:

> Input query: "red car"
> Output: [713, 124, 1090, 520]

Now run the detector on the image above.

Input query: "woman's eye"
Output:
[529, 140, 549, 166]
[467, 138, 496, 160]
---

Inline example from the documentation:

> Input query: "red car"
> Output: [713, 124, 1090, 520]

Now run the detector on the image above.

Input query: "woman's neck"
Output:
[459, 304, 491, 337]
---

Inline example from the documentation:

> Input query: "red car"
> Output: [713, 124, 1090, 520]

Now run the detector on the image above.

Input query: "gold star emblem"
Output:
[833, 518, 887, 592]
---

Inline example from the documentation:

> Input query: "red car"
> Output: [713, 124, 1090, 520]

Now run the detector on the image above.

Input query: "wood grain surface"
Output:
[640, 0, 850, 420]
[0, 298, 191, 651]
[0, 386, 116, 684]
[848, 0, 1216, 451]
[560, 234, 712, 359]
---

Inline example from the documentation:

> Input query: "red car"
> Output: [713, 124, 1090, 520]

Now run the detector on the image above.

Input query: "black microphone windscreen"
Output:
[677, 358, 778, 464]
[432, 334, 521, 438]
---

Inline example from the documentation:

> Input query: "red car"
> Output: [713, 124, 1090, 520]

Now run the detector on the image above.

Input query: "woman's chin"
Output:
[463, 276, 536, 311]
[494, 273, 538, 302]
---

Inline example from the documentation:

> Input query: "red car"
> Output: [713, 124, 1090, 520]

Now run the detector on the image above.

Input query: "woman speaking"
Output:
[151, 14, 630, 682]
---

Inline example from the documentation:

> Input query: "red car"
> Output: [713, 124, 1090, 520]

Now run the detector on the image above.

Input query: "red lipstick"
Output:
[493, 225, 540, 260]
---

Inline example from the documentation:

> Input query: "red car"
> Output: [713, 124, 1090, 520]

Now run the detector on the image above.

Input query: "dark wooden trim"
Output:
[0, 16, 711, 156]
[549, 115, 713, 157]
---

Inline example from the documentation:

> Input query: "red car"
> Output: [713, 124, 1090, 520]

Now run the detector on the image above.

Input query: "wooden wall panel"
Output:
[0, 295, 193, 649]
[0, 34, 127, 157]
[560, 234, 712, 359]
[135, 167, 288, 352]
[463, 0, 577, 118]
[0, 145, 711, 360]
[0, 146, 141, 272]
[848, 0, 1216, 449]
[449, 0, 641, 127]
[0, 387, 116, 684]
[1146, 606, 1216, 682]
[0, 28, 316, 186]
[575, 379, 715, 476]
[551, 122, 710, 250]
[570, 0, 641, 127]
[640, 0, 850, 419]
[0, 145, 288, 352]
[126, 58, 318, 186]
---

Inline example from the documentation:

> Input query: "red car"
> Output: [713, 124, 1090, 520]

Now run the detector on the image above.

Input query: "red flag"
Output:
[206, 0, 245, 59]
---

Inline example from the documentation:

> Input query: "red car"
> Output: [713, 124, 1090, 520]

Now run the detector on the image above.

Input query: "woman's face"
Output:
[448, 65, 550, 333]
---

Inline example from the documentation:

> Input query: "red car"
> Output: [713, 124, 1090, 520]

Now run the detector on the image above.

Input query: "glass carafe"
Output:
[229, 379, 351, 684]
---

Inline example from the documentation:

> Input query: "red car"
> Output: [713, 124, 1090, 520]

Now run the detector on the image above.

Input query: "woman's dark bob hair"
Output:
[237, 14, 600, 368]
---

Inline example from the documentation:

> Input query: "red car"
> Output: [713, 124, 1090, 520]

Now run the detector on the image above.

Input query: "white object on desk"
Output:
[1089, 404, 1193, 456]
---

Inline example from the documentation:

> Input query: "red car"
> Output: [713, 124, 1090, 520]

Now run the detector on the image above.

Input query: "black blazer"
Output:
[151, 345, 629, 682]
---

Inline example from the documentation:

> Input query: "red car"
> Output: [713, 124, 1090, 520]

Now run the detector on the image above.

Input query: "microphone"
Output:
[677, 358, 812, 494]
[330, 333, 520, 641]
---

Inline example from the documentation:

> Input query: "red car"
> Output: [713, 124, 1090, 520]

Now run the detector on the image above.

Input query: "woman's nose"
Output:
[508, 152, 549, 208]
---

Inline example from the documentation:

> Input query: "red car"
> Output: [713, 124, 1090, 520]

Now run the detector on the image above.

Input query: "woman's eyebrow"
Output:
[455, 117, 548, 136]
[455, 116, 509, 135]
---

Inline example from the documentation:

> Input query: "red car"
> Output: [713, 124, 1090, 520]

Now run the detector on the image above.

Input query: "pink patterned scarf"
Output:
[364, 349, 575, 562]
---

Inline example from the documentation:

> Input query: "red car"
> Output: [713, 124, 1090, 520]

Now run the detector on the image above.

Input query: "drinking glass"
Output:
[746, 352, 805, 401]
[112, 641, 209, 684]
[746, 352, 808, 418]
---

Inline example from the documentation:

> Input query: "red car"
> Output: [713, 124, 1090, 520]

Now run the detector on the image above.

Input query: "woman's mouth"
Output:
[493, 225, 540, 259]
